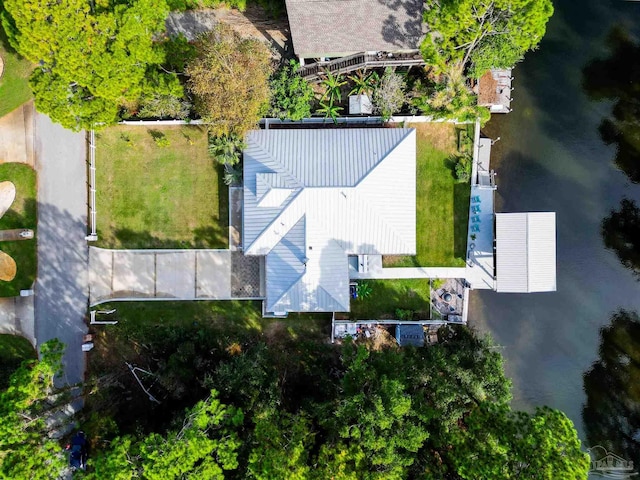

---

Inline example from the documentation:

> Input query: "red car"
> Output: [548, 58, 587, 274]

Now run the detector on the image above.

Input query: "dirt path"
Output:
[166, 5, 292, 59]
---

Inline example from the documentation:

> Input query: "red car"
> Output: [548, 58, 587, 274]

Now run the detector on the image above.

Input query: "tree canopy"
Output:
[0, 339, 66, 480]
[186, 25, 272, 138]
[79, 324, 588, 479]
[421, 0, 554, 76]
[1, 0, 181, 130]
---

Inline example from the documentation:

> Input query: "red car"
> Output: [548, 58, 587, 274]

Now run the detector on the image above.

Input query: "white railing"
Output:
[86, 130, 98, 241]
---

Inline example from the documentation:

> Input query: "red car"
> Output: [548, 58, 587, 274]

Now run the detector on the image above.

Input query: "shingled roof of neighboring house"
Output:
[285, 0, 424, 58]
[243, 128, 416, 314]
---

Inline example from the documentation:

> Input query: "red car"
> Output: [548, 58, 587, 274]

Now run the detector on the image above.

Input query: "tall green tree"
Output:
[421, 0, 554, 75]
[448, 404, 590, 479]
[269, 60, 315, 121]
[186, 24, 272, 137]
[0, 339, 67, 480]
[1, 0, 180, 130]
[88, 391, 243, 479]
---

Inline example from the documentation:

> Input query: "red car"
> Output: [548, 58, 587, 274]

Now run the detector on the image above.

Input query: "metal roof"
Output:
[243, 128, 416, 313]
[495, 212, 557, 293]
[285, 0, 424, 58]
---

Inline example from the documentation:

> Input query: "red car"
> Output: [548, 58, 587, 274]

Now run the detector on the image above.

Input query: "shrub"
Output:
[138, 94, 191, 120]
[395, 308, 414, 320]
[224, 163, 243, 186]
[454, 154, 472, 182]
[209, 133, 246, 166]
[372, 67, 406, 120]
[269, 60, 314, 121]
[355, 282, 372, 300]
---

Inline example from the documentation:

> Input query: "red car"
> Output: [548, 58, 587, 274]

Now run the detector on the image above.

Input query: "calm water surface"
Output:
[469, 0, 640, 438]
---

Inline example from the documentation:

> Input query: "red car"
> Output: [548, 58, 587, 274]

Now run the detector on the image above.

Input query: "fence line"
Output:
[86, 130, 98, 241]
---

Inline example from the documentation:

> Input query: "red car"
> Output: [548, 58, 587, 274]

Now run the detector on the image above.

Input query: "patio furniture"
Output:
[471, 224, 480, 232]
[443, 292, 453, 302]
[472, 205, 481, 214]
[471, 215, 481, 223]
[472, 195, 481, 203]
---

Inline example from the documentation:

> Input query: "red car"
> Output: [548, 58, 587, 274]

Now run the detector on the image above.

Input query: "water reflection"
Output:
[583, 27, 640, 184]
[602, 198, 640, 279]
[582, 309, 640, 465]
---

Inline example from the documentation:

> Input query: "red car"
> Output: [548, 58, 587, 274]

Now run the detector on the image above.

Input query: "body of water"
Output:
[469, 0, 640, 440]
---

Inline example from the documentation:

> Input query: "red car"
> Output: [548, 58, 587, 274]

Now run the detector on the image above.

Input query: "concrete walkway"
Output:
[349, 255, 466, 280]
[89, 247, 238, 305]
[34, 113, 88, 386]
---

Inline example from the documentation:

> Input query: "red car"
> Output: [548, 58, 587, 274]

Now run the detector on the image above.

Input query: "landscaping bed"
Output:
[0, 164, 37, 296]
[95, 125, 228, 249]
[384, 122, 472, 267]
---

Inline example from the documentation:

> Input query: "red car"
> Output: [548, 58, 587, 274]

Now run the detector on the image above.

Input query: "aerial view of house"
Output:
[1, 0, 635, 477]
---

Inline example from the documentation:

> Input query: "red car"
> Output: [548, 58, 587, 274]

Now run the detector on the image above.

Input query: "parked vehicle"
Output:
[66, 431, 87, 471]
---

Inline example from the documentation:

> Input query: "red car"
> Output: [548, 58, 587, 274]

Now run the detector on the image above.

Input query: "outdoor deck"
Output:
[299, 52, 427, 81]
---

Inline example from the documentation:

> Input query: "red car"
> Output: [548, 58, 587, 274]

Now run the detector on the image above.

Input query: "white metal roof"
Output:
[243, 128, 416, 313]
[495, 212, 556, 293]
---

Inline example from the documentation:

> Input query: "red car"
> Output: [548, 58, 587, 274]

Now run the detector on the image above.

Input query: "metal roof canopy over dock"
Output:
[495, 212, 557, 293]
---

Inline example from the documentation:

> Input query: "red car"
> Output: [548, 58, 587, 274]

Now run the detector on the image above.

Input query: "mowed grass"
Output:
[95, 125, 228, 249]
[384, 123, 470, 267]
[0, 26, 33, 119]
[0, 164, 37, 297]
[0, 334, 36, 389]
[349, 279, 432, 320]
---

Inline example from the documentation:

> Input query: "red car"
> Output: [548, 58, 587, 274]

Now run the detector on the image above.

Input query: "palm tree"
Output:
[348, 70, 379, 96]
[316, 101, 343, 124]
[208, 133, 246, 166]
[321, 71, 347, 104]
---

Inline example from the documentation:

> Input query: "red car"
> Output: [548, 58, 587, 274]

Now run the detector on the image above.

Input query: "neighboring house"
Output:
[286, 0, 427, 78]
[476, 68, 513, 113]
[242, 128, 416, 315]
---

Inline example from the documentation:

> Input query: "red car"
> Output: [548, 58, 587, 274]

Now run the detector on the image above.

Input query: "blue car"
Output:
[66, 431, 88, 471]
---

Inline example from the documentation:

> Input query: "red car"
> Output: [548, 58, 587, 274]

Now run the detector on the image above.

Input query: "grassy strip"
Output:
[95, 125, 228, 249]
[0, 164, 37, 296]
[0, 26, 33, 119]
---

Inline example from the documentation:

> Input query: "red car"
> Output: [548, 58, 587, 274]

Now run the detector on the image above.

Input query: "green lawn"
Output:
[0, 334, 36, 389]
[385, 123, 471, 267]
[95, 125, 228, 249]
[0, 164, 37, 296]
[349, 279, 432, 320]
[0, 26, 33, 119]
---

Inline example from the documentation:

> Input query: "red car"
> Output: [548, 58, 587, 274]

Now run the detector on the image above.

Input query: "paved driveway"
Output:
[89, 248, 234, 305]
[34, 113, 88, 386]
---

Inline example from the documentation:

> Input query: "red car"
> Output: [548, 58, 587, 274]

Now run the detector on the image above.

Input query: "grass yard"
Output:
[0, 26, 33, 119]
[0, 334, 36, 389]
[0, 164, 37, 296]
[95, 125, 228, 249]
[349, 279, 432, 320]
[384, 122, 471, 267]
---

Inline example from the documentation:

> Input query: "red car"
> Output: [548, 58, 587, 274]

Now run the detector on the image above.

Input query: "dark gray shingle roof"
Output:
[285, 0, 423, 58]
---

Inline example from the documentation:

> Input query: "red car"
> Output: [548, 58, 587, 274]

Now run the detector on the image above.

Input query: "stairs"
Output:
[299, 52, 427, 81]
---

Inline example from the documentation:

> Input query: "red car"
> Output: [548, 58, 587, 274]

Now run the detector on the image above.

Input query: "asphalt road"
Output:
[34, 113, 88, 386]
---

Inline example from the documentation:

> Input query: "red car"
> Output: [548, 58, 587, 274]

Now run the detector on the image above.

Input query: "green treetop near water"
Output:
[422, 0, 554, 77]
[1, 0, 182, 131]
